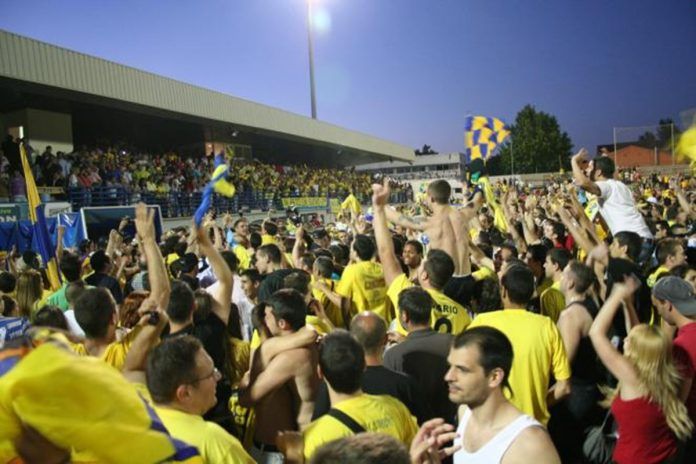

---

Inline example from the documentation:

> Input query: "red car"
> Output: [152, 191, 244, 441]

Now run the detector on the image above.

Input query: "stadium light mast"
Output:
[307, 0, 318, 119]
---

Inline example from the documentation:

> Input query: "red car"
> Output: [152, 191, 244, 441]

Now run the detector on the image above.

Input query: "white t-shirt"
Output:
[596, 179, 652, 239]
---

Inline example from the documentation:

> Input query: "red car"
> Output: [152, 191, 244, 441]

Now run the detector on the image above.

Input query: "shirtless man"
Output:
[385, 179, 481, 276]
[239, 289, 319, 463]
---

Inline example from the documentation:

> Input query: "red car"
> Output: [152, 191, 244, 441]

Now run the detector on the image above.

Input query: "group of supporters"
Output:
[2, 147, 696, 464]
[0, 139, 412, 204]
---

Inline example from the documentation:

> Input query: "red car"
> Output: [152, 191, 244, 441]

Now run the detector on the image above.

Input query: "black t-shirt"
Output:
[311, 365, 432, 424]
[257, 269, 295, 302]
[163, 311, 228, 373]
[85, 272, 124, 304]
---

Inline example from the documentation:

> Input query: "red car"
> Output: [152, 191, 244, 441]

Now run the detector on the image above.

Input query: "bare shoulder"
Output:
[502, 425, 560, 464]
[558, 303, 592, 325]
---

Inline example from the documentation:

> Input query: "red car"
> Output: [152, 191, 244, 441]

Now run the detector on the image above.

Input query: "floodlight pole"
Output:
[307, 0, 318, 119]
[510, 137, 514, 176]
[671, 123, 675, 165]
[613, 127, 618, 169]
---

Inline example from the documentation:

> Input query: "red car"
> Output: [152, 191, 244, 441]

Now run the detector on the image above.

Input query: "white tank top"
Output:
[453, 408, 542, 464]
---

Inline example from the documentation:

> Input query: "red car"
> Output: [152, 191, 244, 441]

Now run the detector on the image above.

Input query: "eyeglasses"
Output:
[193, 367, 220, 383]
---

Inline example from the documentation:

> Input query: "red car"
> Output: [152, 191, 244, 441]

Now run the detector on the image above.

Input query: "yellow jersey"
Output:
[387, 274, 471, 336]
[469, 309, 571, 424]
[335, 261, 388, 320]
[540, 280, 565, 323]
[311, 276, 344, 328]
[303, 394, 418, 461]
[71, 326, 142, 371]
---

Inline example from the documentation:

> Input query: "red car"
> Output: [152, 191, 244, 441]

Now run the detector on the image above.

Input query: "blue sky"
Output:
[1, 0, 695, 155]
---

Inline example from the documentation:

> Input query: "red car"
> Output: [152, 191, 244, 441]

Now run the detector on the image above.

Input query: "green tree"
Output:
[656, 118, 681, 150]
[489, 105, 573, 175]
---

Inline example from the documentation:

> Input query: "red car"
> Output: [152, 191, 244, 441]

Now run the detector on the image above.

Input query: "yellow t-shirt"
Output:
[335, 261, 388, 321]
[303, 394, 418, 461]
[311, 276, 344, 328]
[71, 326, 142, 371]
[387, 274, 471, 336]
[261, 234, 277, 246]
[469, 309, 571, 424]
[229, 337, 250, 388]
[233, 245, 251, 271]
[472, 266, 496, 281]
[540, 280, 565, 323]
[306, 315, 332, 335]
[154, 406, 254, 464]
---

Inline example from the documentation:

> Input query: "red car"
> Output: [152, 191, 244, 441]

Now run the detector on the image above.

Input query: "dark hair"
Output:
[309, 433, 410, 464]
[550, 221, 566, 240]
[90, 250, 110, 273]
[526, 244, 548, 264]
[593, 156, 615, 178]
[59, 252, 82, 282]
[423, 249, 454, 289]
[240, 268, 262, 283]
[0, 271, 16, 293]
[548, 248, 571, 273]
[472, 278, 502, 314]
[452, 326, 514, 393]
[500, 265, 535, 306]
[65, 281, 87, 307]
[74, 288, 115, 338]
[33, 305, 68, 330]
[314, 256, 334, 279]
[179, 274, 200, 292]
[328, 244, 347, 266]
[352, 235, 376, 261]
[350, 312, 387, 355]
[249, 232, 262, 250]
[319, 330, 365, 394]
[398, 286, 433, 325]
[614, 231, 642, 262]
[257, 244, 282, 264]
[300, 252, 316, 270]
[566, 261, 595, 294]
[427, 180, 451, 204]
[283, 270, 311, 296]
[263, 221, 278, 236]
[404, 240, 424, 256]
[266, 289, 307, 331]
[1, 295, 16, 317]
[146, 335, 203, 403]
[654, 220, 671, 237]
[671, 264, 696, 279]
[656, 238, 683, 265]
[167, 280, 195, 323]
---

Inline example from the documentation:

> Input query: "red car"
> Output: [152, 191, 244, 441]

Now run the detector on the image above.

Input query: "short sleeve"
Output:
[547, 319, 571, 380]
[335, 265, 355, 298]
[595, 180, 610, 199]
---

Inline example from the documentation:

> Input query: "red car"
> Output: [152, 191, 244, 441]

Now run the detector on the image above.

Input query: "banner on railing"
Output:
[0, 205, 20, 222]
[280, 197, 328, 211]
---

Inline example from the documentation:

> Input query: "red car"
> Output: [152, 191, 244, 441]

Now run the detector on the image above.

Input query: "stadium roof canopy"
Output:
[0, 29, 415, 166]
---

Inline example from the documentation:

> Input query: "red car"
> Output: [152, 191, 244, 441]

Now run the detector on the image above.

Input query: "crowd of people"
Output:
[0, 137, 413, 210]
[1, 146, 696, 464]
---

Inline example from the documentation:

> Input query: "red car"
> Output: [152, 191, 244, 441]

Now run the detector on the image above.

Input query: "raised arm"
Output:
[571, 149, 601, 196]
[384, 207, 428, 232]
[198, 226, 233, 324]
[373, 181, 405, 286]
[55, 225, 65, 262]
[292, 226, 306, 269]
[121, 298, 169, 383]
[134, 203, 170, 310]
[589, 278, 641, 385]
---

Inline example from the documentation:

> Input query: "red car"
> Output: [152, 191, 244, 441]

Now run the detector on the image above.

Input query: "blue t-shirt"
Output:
[0, 317, 30, 347]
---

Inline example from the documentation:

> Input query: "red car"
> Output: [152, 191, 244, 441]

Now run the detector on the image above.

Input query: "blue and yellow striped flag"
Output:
[464, 116, 510, 162]
[20, 143, 61, 291]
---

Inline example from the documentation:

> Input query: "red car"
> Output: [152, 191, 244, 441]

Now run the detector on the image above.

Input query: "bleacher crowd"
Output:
[1, 146, 696, 464]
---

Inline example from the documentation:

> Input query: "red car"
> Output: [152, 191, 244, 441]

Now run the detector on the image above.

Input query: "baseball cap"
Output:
[652, 276, 696, 316]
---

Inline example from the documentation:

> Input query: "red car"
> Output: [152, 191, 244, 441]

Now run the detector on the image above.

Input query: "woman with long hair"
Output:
[590, 277, 693, 463]
[15, 269, 44, 318]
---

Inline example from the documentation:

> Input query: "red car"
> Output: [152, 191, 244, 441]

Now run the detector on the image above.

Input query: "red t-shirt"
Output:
[674, 322, 696, 421]
[611, 395, 677, 464]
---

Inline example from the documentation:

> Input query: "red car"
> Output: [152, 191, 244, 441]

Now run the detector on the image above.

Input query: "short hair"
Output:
[350, 312, 387, 355]
[249, 232, 262, 250]
[257, 244, 282, 264]
[500, 265, 535, 306]
[614, 231, 642, 262]
[548, 248, 571, 272]
[263, 221, 278, 236]
[594, 156, 615, 179]
[146, 336, 203, 403]
[59, 252, 82, 282]
[404, 239, 424, 256]
[566, 260, 595, 294]
[319, 330, 365, 394]
[526, 244, 548, 264]
[90, 250, 110, 273]
[453, 326, 514, 393]
[233, 218, 248, 229]
[266, 289, 307, 331]
[1, 295, 17, 317]
[167, 280, 195, 323]
[654, 220, 671, 236]
[66, 280, 87, 306]
[240, 268, 262, 283]
[33, 305, 69, 330]
[423, 249, 454, 289]
[283, 270, 311, 296]
[427, 180, 451, 204]
[220, 250, 239, 274]
[314, 256, 334, 279]
[352, 235, 376, 261]
[398, 286, 433, 325]
[309, 433, 409, 464]
[300, 252, 316, 270]
[0, 271, 16, 293]
[671, 264, 696, 279]
[656, 238, 683, 265]
[74, 288, 115, 339]
[550, 221, 566, 240]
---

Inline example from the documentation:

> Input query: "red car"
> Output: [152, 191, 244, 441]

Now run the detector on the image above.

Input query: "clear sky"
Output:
[1, 0, 695, 155]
